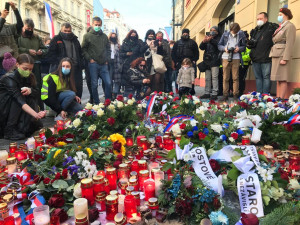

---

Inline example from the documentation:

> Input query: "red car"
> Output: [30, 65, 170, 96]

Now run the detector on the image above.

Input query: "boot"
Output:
[200, 94, 211, 99]
[4, 126, 25, 141]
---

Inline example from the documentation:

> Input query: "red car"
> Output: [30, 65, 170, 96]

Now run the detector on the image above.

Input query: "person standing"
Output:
[171, 29, 199, 95]
[269, 8, 296, 99]
[156, 31, 173, 93]
[199, 26, 221, 100]
[218, 23, 246, 101]
[0, 2, 23, 75]
[18, 19, 48, 110]
[248, 12, 278, 94]
[82, 17, 111, 103]
[176, 58, 195, 99]
[47, 23, 84, 98]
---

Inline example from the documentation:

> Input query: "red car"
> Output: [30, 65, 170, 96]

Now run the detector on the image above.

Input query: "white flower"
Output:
[196, 106, 206, 116]
[137, 104, 142, 109]
[169, 95, 173, 99]
[97, 109, 104, 117]
[268, 187, 284, 201]
[77, 111, 85, 117]
[117, 101, 124, 108]
[82, 160, 90, 167]
[76, 151, 87, 160]
[257, 166, 274, 182]
[184, 99, 189, 104]
[229, 137, 235, 142]
[108, 105, 115, 112]
[92, 104, 100, 111]
[171, 124, 181, 136]
[266, 102, 275, 109]
[73, 183, 82, 198]
[193, 99, 200, 105]
[99, 103, 105, 108]
[183, 153, 190, 162]
[190, 119, 198, 127]
[73, 118, 81, 128]
[210, 124, 223, 133]
[288, 178, 300, 190]
[142, 103, 147, 108]
[88, 124, 97, 132]
[74, 156, 81, 165]
[85, 103, 93, 110]
[127, 99, 134, 105]
[85, 164, 97, 178]
[131, 97, 136, 102]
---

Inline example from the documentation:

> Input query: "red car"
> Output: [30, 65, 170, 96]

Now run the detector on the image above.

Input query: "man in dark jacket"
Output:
[199, 26, 221, 100]
[0, 3, 23, 75]
[171, 29, 199, 95]
[82, 17, 111, 103]
[248, 12, 278, 94]
[47, 23, 84, 98]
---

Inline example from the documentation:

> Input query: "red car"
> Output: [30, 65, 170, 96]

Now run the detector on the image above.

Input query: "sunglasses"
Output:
[139, 65, 146, 68]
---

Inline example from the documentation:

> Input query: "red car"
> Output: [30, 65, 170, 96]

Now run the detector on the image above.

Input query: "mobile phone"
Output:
[205, 32, 210, 36]
[5, 2, 10, 11]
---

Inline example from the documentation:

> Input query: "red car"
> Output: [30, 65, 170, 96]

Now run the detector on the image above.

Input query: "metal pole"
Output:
[172, 0, 175, 41]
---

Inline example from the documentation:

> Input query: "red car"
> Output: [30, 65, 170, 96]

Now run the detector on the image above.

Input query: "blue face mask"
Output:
[94, 26, 101, 32]
[278, 15, 284, 23]
[62, 67, 70, 75]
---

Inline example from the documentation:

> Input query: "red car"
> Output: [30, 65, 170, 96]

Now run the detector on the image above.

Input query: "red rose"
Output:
[209, 159, 221, 172]
[146, 96, 150, 100]
[88, 208, 99, 223]
[128, 94, 133, 99]
[238, 101, 249, 109]
[154, 91, 158, 94]
[104, 99, 111, 106]
[169, 92, 174, 96]
[284, 124, 293, 132]
[209, 99, 216, 104]
[198, 132, 206, 140]
[91, 130, 100, 140]
[158, 91, 162, 95]
[180, 123, 186, 129]
[86, 110, 93, 116]
[288, 145, 299, 150]
[213, 197, 221, 210]
[46, 137, 56, 145]
[113, 141, 122, 152]
[202, 121, 208, 126]
[49, 194, 65, 208]
[113, 160, 122, 168]
[90, 159, 96, 165]
[116, 95, 124, 102]
[63, 133, 74, 140]
[267, 98, 272, 102]
[173, 96, 179, 101]
[34, 154, 44, 161]
[241, 213, 259, 225]
[107, 117, 115, 125]
[43, 177, 50, 184]
[231, 132, 238, 140]
[159, 101, 163, 105]
[163, 97, 167, 101]
[55, 173, 61, 180]
[116, 155, 123, 161]
[137, 100, 141, 104]
[33, 175, 41, 184]
[51, 208, 68, 223]
[62, 169, 68, 179]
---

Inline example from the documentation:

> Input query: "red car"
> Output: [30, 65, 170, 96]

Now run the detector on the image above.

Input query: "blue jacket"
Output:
[218, 30, 246, 65]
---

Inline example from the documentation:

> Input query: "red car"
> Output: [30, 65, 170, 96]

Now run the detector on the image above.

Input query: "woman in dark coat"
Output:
[0, 54, 45, 140]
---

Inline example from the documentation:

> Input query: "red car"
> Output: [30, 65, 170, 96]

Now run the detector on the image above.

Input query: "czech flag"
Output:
[44, 2, 55, 38]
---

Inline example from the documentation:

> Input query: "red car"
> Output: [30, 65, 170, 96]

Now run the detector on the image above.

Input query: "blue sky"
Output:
[100, 0, 172, 39]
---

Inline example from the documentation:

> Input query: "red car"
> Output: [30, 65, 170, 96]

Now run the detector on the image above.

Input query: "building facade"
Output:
[0, 0, 94, 42]
[103, 9, 131, 43]
[182, 0, 299, 96]
[172, 0, 184, 41]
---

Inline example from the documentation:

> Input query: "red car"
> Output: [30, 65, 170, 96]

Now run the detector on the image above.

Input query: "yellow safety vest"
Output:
[41, 74, 66, 100]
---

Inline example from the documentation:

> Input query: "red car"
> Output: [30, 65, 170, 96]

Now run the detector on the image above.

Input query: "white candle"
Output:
[27, 138, 35, 149]
[33, 205, 50, 225]
[154, 171, 164, 197]
[74, 198, 88, 220]
[148, 162, 159, 178]
[0, 150, 8, 166]
[118, 194, 125, 213]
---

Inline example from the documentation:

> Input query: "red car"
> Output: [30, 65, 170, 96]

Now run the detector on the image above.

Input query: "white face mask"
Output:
[257, 20, 264, 27]
[231, 32, 236, 37]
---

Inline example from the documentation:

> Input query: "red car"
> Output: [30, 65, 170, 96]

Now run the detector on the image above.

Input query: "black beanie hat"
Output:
[182, 29, 190, 35]
[145, 29, 156, 40]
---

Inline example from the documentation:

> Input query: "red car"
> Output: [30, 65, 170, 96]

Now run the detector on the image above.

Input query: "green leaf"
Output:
[231, 155, 241, 162]
[227, 167, 240, 181]
[67, 207, 74, 217]
[258, 154, 268, 163]
[233, 147, 243, 155]
[161, 162, 173, 172]
[67, 184, 74, 192]
[37, 182, 45, 191]
[45, 128, 53, 139]
[179, 136, 190, 149]
[167, 148, 176, 159]
[52, 179, 69, 189]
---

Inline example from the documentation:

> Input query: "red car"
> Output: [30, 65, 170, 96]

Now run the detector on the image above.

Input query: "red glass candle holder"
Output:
[125, 186, 135, 195]
[289, 151, 300, 171]
[132, 191, 140, 206]
[50, 215, 60, 225]
[9, 143, 17, 154]
[28, 149, 34, 160]
[118, 164, 129, 179]
[131, 161, 139, 173]
[136, 136, 146, 146]
[96, 192, 106, 212]
[14, 150, 27, 161]
[97, 170, 106, 177]
[144, 179, 155, 201]
[138, 160, 147, 171]
[81, 178, 94, 206]
[106, 195, 118, 221]
[155, 136, 162, 144]
[93, 175, 105, 196]
[124, 195, 137, 219]
[119, 179, 128, 195]
[242, 136, 250, 145]
[106, 168, 117, 190]
[35, 138, 44, 148]
[164, 139, 175, 151]
[138, 170, 149, 191]
[130, 171, 138, 179]
[126, 137, 133, 147]
[140, 138, 149, 150]
[129, 178, 139, 191]
[39, 129, 46, 139]
[104, 178, 110, 195]
[56, 120, 64, 132]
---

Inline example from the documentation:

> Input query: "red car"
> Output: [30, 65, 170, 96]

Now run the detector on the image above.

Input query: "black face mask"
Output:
[130, 36, 137, 41]
[110, 37, 117, 43]
[138, 65, 146, 73]
[181, 35, 189, 40]
[25, 29, 33, 37]
[60, 32, 74, 40]
[147, 36, 154, 41]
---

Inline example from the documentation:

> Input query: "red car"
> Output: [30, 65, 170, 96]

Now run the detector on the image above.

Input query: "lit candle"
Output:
[97, 170, 106, 177]
[118, 164, 129, 179]
[9, 143, 17, 154]
[106, 167, 117, 190]
[74, 198, 89, 224]
[126, 137, 133, 147]
[154, 171, 164, 197]
[138, 170, 149, 192]
[93, 175, 105, 196]
[14, 150, 27, 161]
[114, 212, 127, 225]
[105, 195, 118, 221]
[140, 138, 148, 150]
[148, 197, 159, 217]
[118, 194, 125, 213]
[56, 120, 64, 132]
[6, 157, 17, 175]
[124, 195, 137, 219]
[95, 192, 106, 212]
[33, 205, 50, 225]
[148, 162, 159, 178]
[81, 178, 94, 206]
[0, 150, 8, 166]
[144, 179, 155, 201]
[138, 160, 147, 171]
[136, 136, 146, 146]
[242, 136, 250, 145]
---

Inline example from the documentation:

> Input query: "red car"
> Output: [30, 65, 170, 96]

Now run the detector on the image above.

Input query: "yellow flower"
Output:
[53, 149, 62, 158]
[57, 141, 66, 147]
[109, 133, 126, 146]
[86, 148, 93, 158]
[113, 145, 126, 156]
[77, 146, 82, 150]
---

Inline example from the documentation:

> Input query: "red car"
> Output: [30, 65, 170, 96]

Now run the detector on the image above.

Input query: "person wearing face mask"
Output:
[48, 23, 84, 98]
[171, 29, 199, 95]
[269, 8, 296, 99]
[218, 23, 246, 101]
[108, 32, 122, 98]
[18, 19, 48, 110]
[41, 58, 82, 120]
[248, 12, 278, 94]
[199, 26, 221, 100]
[0, 54, 46, 140]
[120, 30, 144, 90]
[123, 57, 151, 100]
[82, 17, 111, 103]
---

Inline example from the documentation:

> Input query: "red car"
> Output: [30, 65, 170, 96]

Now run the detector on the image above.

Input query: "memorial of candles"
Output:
[138, 170, 149, 191]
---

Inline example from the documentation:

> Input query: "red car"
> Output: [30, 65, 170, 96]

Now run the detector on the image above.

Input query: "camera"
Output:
[247, 38, 258, 49]
[227, 47, 235, 62]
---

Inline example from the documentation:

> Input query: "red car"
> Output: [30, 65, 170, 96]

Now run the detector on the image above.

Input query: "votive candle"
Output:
[144, 179, 155, 201]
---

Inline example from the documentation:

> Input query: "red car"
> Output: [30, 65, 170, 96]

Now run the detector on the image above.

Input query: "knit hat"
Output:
[211, 26, 219, 32]
[280, 8, 293, 20]
[2, 52, 16, 72]
[182, 29, 190, 35]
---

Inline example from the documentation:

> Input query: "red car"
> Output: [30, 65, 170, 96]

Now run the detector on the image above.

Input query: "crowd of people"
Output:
[0, 2, 296, 140]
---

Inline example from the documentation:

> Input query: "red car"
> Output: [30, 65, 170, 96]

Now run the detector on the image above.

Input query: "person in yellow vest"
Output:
[41, 58, 82, 119]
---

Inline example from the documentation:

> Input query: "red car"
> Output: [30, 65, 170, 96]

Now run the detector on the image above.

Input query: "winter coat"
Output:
[249, 22, 278, 63]
[111, 43, 122, 84]
[124, 67, 146, 90]
[242, 48, 251, 66]
[0, 70, 39, 136]
[177, 67, 195, 88]
[82, 29, 110, 65]
[218, 30, 246, 65]
[199, 35, 221, 67]
[120, 38, 144, 74]
[161, 39, 172, 68]
[0, 9, 23, 60]
[47, 32, 84, 70]
[140, 41, 164, 75]
[171, 38, 199, 70]
[269, 21, 296, 82]
[18, 34, 48, 62]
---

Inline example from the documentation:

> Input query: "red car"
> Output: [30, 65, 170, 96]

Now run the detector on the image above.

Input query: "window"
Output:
[25, 8, 30, 18]
[38, 14, 42, 30]
[268, 0, 288, 24]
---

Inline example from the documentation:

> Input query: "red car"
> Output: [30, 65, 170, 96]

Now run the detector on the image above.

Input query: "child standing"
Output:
[176, 58, 195, 98]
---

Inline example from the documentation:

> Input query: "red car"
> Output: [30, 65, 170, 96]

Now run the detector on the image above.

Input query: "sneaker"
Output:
[200, 94, 211, 99]
[219, 96, 228, 102]
[4, 127, 25, 141]
[211, 95, 217, 100]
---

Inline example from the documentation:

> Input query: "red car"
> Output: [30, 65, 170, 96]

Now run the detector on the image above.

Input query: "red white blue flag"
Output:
[44, 2, 55, 38]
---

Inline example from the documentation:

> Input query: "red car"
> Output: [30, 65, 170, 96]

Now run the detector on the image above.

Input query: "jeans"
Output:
[222, 59, 240, 96]
[164, 67, 173, 93]
[58, 90, 83, 114]
[204, 66, 219, 96]
[89, 63, 112, 104]
[74, 65, 83, 98]
[252, 62, 271, 94]
[173, 70, 178, 90]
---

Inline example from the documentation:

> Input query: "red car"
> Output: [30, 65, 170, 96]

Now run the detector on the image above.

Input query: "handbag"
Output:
[152, 51, 167, 74]
[197, 61, 208, 73]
